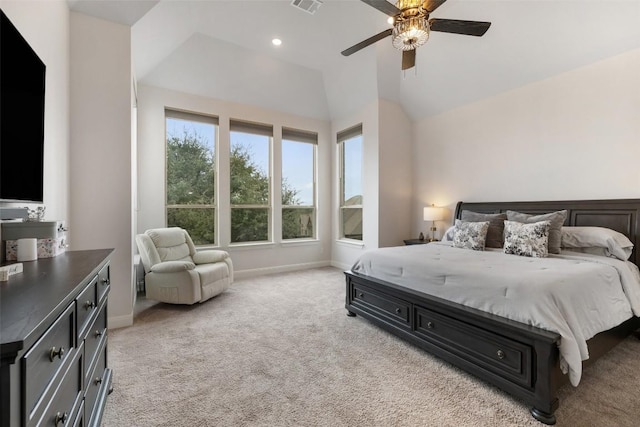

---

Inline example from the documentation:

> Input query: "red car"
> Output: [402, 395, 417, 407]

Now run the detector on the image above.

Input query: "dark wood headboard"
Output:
[454, 199, 640, 267]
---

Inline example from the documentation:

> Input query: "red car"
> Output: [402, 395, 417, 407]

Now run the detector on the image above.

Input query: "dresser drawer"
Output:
[31, 343, 83, 427]
[84, 339, 107, 424]
[23, 302, 75, 419]
[84, 299, 107, 383]
[414, 305, 533, 387]
[77, 277, 98, 340]
[97, 264, 110, 304]
[351, 283, 411, 330]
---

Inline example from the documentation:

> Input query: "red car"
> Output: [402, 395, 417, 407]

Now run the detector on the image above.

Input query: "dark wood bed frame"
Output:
[345, 199, 640, 424]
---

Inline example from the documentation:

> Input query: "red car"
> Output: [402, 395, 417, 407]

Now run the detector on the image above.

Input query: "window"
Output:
[282, 128, 317, 240]
[338, 125, 363, 241]
[230, 120, 273, 243]
[165, 110, 218, 245]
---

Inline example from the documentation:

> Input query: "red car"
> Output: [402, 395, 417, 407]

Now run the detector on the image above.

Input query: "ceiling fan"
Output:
[341, 0, 491, 70]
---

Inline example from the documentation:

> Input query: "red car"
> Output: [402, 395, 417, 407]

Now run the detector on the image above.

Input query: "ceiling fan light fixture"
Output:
[392, 16, 429, 51]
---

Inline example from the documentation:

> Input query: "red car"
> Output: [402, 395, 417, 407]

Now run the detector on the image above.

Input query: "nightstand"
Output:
[403, 239, 434, 245]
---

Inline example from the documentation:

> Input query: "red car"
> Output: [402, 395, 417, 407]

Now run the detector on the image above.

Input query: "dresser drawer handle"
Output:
[95, 377, 103, 385]
[54, 411, 68, 425]
[101, 277, 110, 286]
[49, 346, 65, 362]
[497, 350, 506, 360]
[85, 300, 96, 310]
[395, 308, 401, 314]
[426, 321, 434, 329]
[95, 330, 103, 338]
[358, 293, 364, 298]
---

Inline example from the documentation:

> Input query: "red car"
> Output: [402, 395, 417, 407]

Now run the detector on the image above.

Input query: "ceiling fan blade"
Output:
[429, 18, 491, 36]
[423, 0, 448, 14]
[401, 49, 416, 71]
[341, 28, 393, 56]
[360, 0, 401, 17]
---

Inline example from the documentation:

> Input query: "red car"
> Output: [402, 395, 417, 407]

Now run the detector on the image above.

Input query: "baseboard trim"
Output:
[234, 260, 332, 280]
[108, 313, 133, 330]
[330, 260, 351, 271]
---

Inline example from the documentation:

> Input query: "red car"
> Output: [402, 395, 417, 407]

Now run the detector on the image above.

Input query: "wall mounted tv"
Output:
[0, 10, 46, 203]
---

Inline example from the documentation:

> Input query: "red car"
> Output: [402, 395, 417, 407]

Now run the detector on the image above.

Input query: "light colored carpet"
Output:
[102, 267, 640, 426]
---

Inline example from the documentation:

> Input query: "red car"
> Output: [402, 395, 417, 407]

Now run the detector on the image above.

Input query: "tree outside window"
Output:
[230, 120, 272, 243]
[165, 110, 217, 245]
[166, 113, 314, 246]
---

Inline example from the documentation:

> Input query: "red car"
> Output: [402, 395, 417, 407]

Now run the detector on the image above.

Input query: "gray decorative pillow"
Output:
[503, 220, 551, 258]
[506, 210, 567, 254]
[460, 210, 507, 248]
[453, 219, 490, 251]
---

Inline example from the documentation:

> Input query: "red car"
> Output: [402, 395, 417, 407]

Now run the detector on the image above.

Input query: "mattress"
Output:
[351, 242, 640, 386]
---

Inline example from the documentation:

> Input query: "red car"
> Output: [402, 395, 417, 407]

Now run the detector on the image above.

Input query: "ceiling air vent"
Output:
[291, 0, 323, 15]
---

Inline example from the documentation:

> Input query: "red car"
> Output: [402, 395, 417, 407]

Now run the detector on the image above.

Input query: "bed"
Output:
[344, 199, 640, 424]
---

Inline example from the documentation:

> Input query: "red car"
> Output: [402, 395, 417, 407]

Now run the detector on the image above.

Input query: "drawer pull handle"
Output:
[427, 321, 434, 329]
[395, 308, 401, 314]
[358, 293, 364, 298]
[497, 350, 506, 360]
[54, 411, 68, 425]
[95, 330, 103, 337]
[95, 377, 103, 385]
[101, 277, 110, 286]
[49, 346, 65, 362]
[85, 300, 96, 310]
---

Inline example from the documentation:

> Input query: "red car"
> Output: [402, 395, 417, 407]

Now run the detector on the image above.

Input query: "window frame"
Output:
[281, 127, 318, 241]
[337, 124, 363, 242]
[229, 119, 273, 244]
[164, 109, 219, 246]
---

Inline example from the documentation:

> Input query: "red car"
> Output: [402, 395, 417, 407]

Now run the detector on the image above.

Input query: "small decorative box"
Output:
[5, 237, 67, 260]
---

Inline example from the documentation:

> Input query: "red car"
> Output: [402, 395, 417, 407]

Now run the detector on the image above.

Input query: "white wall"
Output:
[136, 85, 332, 275]
[412, 48, 640, 235]
[378, 99, 413, 247]
[69, 12, 133, 328]
[0, 1, 70, 224]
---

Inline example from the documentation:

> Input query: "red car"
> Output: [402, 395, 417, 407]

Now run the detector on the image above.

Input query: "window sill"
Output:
[281, 239, 320, 247]
[228, 241, 276, 250]
[336, 239, 365, 248]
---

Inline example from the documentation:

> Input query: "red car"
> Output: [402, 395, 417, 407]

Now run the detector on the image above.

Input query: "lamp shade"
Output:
[423, 206, 444, 221]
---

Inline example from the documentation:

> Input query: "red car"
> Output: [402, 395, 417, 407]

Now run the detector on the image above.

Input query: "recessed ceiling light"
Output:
[272, 38, 282, 46]
[387, 17, 394, 25]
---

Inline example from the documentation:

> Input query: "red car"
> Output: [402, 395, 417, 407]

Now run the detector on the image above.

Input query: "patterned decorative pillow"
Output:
[453, 220, 490, 251]
[442, 225, 455, 242]
[460, 211, 507, 248]
[506, 210, 567, 254]
[503, 220, 551, 258]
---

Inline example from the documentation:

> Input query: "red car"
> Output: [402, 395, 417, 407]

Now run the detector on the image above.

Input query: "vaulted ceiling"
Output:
[69, 0, 640, 121]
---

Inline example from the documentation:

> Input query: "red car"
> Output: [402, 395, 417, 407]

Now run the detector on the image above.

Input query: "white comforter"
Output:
[351, 242, 640, 386]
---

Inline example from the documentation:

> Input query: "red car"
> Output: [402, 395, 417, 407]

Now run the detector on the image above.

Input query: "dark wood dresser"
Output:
[1, 249, 113, 427]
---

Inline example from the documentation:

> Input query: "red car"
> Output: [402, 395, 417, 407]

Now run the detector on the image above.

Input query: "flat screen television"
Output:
[0, 9, 46, 203]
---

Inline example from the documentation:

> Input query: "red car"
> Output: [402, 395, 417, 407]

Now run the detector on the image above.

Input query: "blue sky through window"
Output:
[230, 131, 269, 178]
[166, 118, 215, 154]
[282, 140, 314, 205]
[343, 135, 363, 203]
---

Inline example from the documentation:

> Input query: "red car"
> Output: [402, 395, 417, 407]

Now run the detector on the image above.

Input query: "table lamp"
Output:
[423, 204, 444, 242]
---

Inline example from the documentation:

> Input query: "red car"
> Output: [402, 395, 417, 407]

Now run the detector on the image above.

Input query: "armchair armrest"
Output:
[192, 250, 229, 265]
[150, 260, 195, 273]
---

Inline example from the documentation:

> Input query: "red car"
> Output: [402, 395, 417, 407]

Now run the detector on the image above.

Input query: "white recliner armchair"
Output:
[135, 227, 233, 305]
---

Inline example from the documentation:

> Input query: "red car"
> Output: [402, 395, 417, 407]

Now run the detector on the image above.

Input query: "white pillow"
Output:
[561, 226, 633, 261]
